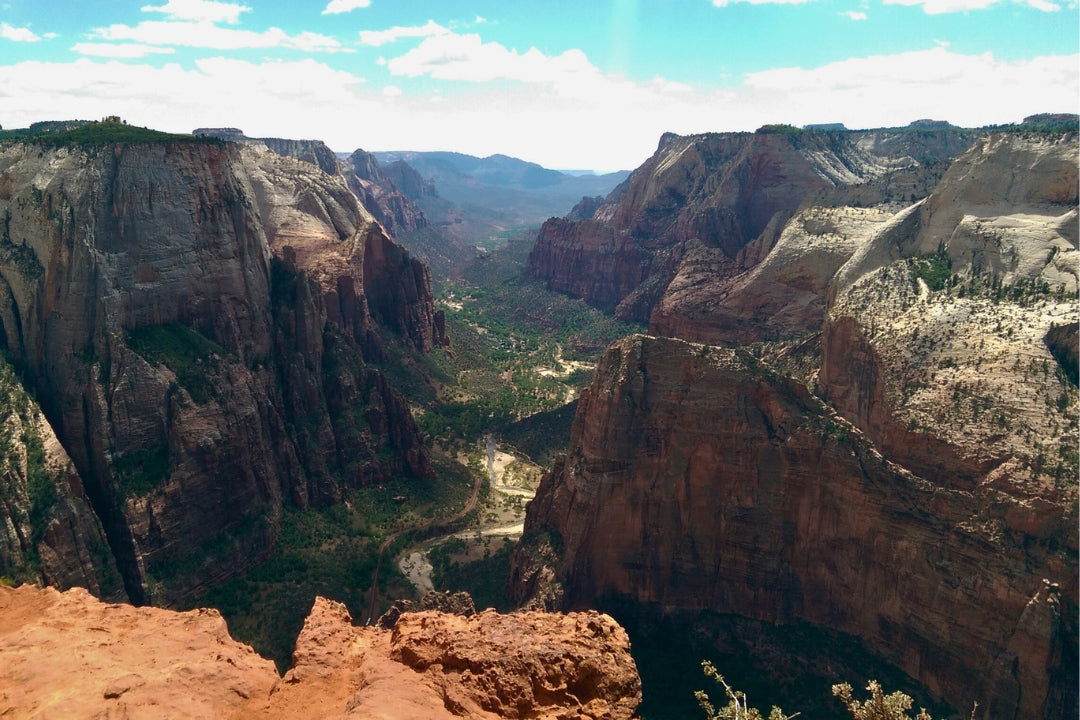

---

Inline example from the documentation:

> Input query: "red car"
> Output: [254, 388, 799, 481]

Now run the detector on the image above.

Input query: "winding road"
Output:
[363, 470, 485, 624]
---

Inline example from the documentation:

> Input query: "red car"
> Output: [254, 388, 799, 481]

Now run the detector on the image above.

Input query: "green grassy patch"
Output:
[111, 444, 170, 498]
[429, 537, 517, 612]
[127, 323, 225, 403]
[909, 248, 951, 292]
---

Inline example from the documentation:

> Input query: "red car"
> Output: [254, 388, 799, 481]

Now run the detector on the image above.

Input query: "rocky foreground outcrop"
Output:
[0, 584, 641, 720]
[511, 334, 1076, 720]
[0, 131, 445, 604]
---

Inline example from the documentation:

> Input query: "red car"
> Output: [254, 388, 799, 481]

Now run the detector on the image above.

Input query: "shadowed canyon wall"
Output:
[512, 334, 1076, 720]
[0, 136, 445, 604]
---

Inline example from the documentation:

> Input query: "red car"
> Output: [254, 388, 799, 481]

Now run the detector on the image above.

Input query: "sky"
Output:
[0, 0, 1076, 171]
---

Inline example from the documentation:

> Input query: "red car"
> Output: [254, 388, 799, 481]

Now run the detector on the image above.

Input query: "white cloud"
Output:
[386, 32, 602, 87]
[323, 0, 371, 14]
[358, 20, 449, 47]
[842, 10, 869, 19]
[742, 48, 1078, 129]
[92, 20, 346, 52]
[72, 43, 177, 58]
[141, 0, 250, 24]
[883, 0, 1058, 12]
[1, 23, 43, 42]
[0, 48, 1075, 173]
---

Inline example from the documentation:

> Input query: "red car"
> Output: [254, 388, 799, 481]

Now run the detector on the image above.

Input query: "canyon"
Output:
[514, 123, 1078, 719]
[0, 117, 1076, 720]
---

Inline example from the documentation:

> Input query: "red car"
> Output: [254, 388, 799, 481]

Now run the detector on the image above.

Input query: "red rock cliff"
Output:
[512, 334, 1076, 720]
[528, 128, 976, 330]
[0, 585, 642, 720]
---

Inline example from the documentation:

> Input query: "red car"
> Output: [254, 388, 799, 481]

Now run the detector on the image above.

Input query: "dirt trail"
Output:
[364, 470, 484, 624]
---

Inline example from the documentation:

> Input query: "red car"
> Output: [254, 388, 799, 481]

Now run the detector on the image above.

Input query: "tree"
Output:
[832, 681, 933, 720]
[695, 661, 797, 720]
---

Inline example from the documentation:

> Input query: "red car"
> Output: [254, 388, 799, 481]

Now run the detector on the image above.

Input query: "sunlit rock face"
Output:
[0, 585, 642, 720]
[528, 127, 977, 336]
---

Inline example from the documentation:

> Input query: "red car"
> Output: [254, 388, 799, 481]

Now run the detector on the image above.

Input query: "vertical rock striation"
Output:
[512, 334, 1076, 720]
[0, 134, 446, 603]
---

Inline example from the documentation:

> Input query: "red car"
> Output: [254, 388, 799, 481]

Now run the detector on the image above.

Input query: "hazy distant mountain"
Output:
[371, 151, 630, 246]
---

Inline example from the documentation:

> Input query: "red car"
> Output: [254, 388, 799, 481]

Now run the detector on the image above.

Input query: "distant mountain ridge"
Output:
[372, 150, 628, 194]
[368, 150, 630, 255]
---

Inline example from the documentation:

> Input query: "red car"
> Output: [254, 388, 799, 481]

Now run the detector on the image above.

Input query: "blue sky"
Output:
[0, 0, 1076, 170]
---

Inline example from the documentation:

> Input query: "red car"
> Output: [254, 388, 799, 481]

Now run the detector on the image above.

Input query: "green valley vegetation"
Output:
[378, 229, 643, 457]
[185, 456, 477, 672]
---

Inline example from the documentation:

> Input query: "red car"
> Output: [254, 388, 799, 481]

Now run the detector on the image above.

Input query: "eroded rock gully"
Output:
[511, 334, 1076, 720]
[0, 138, 444, 603]
[0, 584, 642, 720]
[527, 127, 978, 335]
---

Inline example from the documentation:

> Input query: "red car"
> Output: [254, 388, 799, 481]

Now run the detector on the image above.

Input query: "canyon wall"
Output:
[0, 135, 445, 603]
[527, 127, 978, 335]
[515, 128, 1078, 719]
[512, 334, 1076, 719]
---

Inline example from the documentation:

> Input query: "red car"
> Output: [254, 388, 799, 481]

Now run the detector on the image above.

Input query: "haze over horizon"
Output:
[0, 0, 1076, 172]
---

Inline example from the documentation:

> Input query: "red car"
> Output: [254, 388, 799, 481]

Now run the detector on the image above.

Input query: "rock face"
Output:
[527, 128, 977, 337]
[342, 149, 432, 238]
[261, 597, 641, 720]
[342, 149, 480, 276]
[0, 585, 642, 720]
[0, 583, 277, 719]
[0, 358, 122, 598]
[0, 134, 445, 604]
[512, 334, 1077, 720]
[514, 130, 1079, 719]
[821, 132, 1078, 490]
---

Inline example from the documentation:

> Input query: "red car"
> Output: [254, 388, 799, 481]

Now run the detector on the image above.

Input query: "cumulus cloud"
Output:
[141, 0, 250, 24]
[71, 43, 177, 58]
[91, 20, 347, 52]
[1, 23, 43, 42]
[0, 47, 1075, 172]
[742, 48, 1078, 128]
[358, 20, 450, 47]
[841, 10, 869, 19]
[883, 0, 1058, 12]
[323, 0, 371, 14]
[386, 31, 602, 88]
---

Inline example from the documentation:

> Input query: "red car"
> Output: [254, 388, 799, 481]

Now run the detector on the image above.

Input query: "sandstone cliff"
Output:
[342, 149, 479, 276]
[512, 334, 1076, 720]
[343, 148, 431, 238]
[0, 134, 445, 604]
[0, 356, 122, 597]
[527, 128, 977, 334]
[821, 132, 1078, 491]
[0, 584, 642, 720]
